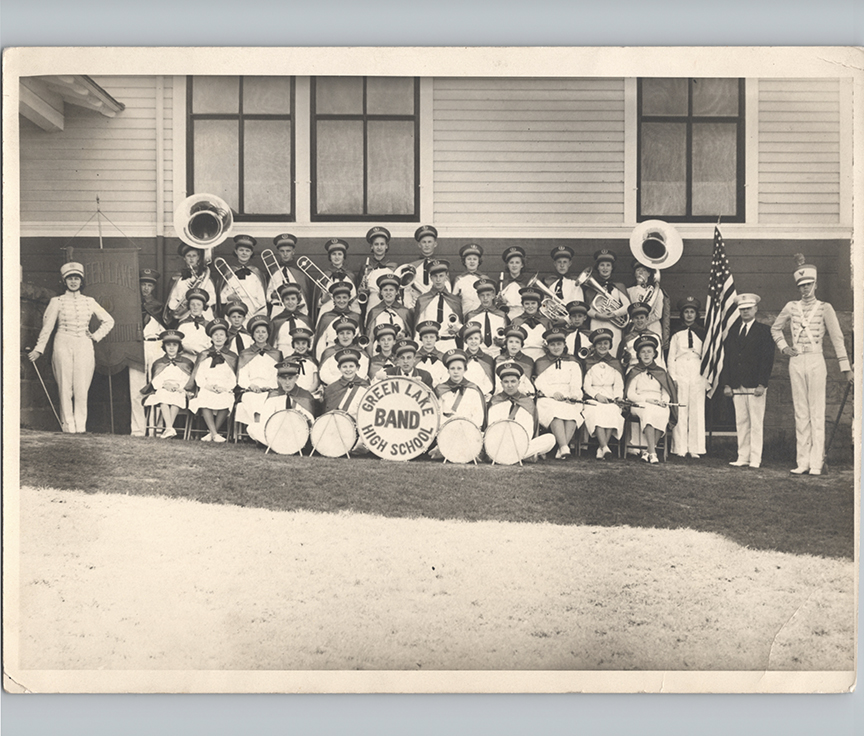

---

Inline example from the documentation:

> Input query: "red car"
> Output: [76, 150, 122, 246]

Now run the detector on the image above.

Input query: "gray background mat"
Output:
[2, 0, 862, 734]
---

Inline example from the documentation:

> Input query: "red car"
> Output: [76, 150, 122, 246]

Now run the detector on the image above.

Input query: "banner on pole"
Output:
[75, 248, 143, 376]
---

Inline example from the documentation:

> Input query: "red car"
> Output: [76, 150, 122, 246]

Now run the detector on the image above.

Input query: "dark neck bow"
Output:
[235, 266, 251, 279]
[207, 349, 226, 367]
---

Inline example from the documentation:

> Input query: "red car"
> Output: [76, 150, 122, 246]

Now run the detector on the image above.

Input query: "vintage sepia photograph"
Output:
[3, 47, 859, 694]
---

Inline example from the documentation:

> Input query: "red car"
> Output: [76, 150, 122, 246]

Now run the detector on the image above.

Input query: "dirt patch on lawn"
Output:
[14, 486, 855, 673]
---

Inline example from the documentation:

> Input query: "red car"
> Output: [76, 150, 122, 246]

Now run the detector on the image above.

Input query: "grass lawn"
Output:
[19, 429, 855, 560]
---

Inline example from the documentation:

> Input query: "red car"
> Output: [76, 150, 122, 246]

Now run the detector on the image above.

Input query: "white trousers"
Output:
[52, 334, 95, 433]
[671, 357, 707, 456]
[789, 352, 827, 471]
[129, 365, 147, 436]
[732, 390, 767, 466]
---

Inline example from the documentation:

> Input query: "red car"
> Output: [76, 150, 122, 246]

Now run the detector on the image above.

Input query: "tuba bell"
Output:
[628, 219, 683, 311]
[174, 194, 235, 251]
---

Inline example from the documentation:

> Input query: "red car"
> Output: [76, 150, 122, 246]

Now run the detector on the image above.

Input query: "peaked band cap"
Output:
[473, 277, 497, 293]
[61, 262, 85, 279]
[225, 301, 249, 316]
[634, 333, 661, 354]
[206, 317, 230, 336]
[443, 348, 468, 366]
[567, 300, 588, 314]
[273, 233, 298, 248]
[496, 360, 524, 379]
[233, 234, 257, 249]
[139, 268, 160, 283]
[589, 327, 614, 344]
[395, 338, 419, 356]
[677, 296, 701, 312]
[459, 243, 484, 259]
[159, 329, 185, 343]
[416, 320, 441, 336]
[366, 226, 392, 244]
[335, 347, 362, 365]
[502, 246, 526, 263]
[185, 287, 209, 305]
[550, 245, 575, 260]
[414, 225, 438, 241]
[325, 238, 349, 254]
[376, 273, 401, 290]
[736, 293, 761, 308]
[247, 315, 271, 334]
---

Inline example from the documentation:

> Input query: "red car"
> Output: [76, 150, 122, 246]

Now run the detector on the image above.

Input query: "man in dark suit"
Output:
[721, 293, 776, 469]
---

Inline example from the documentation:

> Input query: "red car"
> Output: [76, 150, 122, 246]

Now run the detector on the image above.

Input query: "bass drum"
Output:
[310, 410, 357, 458]
[264, 409, 311, 455]
[437, 417, 483, 464]
[483, 420, 529, 465]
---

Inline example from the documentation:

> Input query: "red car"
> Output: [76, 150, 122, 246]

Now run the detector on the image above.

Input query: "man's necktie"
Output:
[294, 358, 306, 375]
[508, 399, 520, 420]
[740, 324, 747, 339]
[423, 260, 430, 285]
[555, 278, 564, 299]
[484, 312, 492, 347]
[437, 294, 445, 324]
[687, 328, 693, 349]
[285, 394, 293, 410]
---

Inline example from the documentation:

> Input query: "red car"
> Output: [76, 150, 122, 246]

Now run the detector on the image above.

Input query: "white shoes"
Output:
[810, 468, 822, 475]
[160, 427, 177, 439]
[649, 453, 659, 464]
[640, 450, 650, 463]
[790, 467, 810, 474]
[729, 460, 749, 467]
[555, 447, 571, 460]
[200, 434, 212, 442]
[596, 447, 605, 460]
[212, 434, 227, 443]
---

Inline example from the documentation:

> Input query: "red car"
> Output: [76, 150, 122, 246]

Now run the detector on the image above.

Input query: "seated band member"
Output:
[271, 282, 314, 358]
[176, 287, 213, 358]
[369, 323, 399, 377]
[286, 327, 321, 396]
[628, 260, 668, 351]
[140, 329, 194, 439]
[414, 320, 449, 385]
[413, 259, 462, 353]
[667, 296, 707, 459]
[218, 234, 267, 321]
[225, 302, 254, 355]
[317, 238, 359, 321]
[464, 276, 509, 359]
[428, 348, 487, 460]
[185, 317, 238, 442]
[771, 256, 853, 476]
[619, 302, 666, 374]
[545, 245, 584, 306]
[499, 246, 531, 319]
[452, 243, 487, 316]
[564, 300, 592, 360]
[583, 249, 630, 354]
[494, 326, 536, 397]
[375, 339, 433, 387]
[246, 359, 317, 446]
[625, 334, 678, 464]
[581, 327, 625, 459]
[130, 268, 165, 438]
[365, 272, 412, 352]
[487, 361, 556, 462]
[360, 226, 399, 311]
[315, 281, 358, 360]
[402, 225, 446, 310]
[318, 315, 370, 386]
[322, 348, 371, 453]
[509, 286, 552, 362]
[534, 326, 584, 460]
[164, 243, 217, 326]
[460, 322, 496, 397]
[235, 315, 282, 429]
[265, 233, 312, 319]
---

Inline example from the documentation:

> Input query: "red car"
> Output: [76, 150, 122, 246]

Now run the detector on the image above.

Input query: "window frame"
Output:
[310, 76, 421, 223]
[636, 78, 746, 224]
[186, 75, 296, 223]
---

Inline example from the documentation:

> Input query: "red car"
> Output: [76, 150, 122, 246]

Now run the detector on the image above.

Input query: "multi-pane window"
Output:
[311, 77, 419, 221]
[188, 76, 294, 221]
[638, 78, 745, 222]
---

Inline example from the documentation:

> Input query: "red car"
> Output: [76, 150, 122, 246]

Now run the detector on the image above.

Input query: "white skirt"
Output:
[631, 403, 670, 434]
[537, 397, 583, 427]
[583, 401, 624, 438]
[144, 365, 188, 409]
[235, 390, 272, 426]
[189, 363, 236, 412]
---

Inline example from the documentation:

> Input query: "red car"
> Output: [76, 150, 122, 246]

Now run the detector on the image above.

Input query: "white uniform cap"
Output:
[736, 293, 761, 308]
[794, 264, 817, 285]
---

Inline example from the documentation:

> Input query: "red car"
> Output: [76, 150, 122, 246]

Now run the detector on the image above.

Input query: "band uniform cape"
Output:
[365, 301, 412, 342]
[494, 350, 536, 396]
[270, 308, 313, 356]
[413, 289, 463, 331]
[140, 353, 195, 408]
[499, 272, 531, 318]
[720, 319, 775, 389]
[266, 262, 313, 318]
[185, 346, 239, 413]
[464, 304, 509, 353]
[488, 390, 540, 438]
[381, 364, 434, 388]
[323, 375, 372, 415]
[435, 377, 487, 429]
[509, 313, 553, 360]
[452, 270, 490, 315]
[624, 361, 679, 428]
[403, 257, 453, 309]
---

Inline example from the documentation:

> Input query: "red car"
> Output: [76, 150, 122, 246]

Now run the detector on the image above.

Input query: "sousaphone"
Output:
[628, 219, 683, 309]
[173, 193, 235, 253]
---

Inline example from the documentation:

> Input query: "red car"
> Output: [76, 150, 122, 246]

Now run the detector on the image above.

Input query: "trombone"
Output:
[260, 248, 284, 309]
[213, 257, 265, 314]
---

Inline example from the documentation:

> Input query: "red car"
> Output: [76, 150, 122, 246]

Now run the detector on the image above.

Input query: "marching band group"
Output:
[28, 222, 852, 472]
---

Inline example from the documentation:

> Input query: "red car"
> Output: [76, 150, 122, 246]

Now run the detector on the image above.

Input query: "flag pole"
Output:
[96, 195, 116, 435]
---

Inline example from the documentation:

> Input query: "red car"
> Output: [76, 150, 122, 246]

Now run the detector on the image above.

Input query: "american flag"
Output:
[700, 227, 740, 397]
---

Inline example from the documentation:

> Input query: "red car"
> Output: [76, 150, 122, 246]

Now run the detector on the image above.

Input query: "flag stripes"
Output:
[700, 227, 740, 398]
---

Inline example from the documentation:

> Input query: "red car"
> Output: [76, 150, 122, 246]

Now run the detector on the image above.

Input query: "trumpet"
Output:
[357, 335, 371, 348]
[526, 273, 570, 322]
[496, 327, 506, 338]
[214, 257, 264, 313]
[573, 267, 628, 328]
[577, 346, 590, 360]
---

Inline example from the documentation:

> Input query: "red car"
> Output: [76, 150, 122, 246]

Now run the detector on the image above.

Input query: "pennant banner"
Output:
[74, 248, 143, 376]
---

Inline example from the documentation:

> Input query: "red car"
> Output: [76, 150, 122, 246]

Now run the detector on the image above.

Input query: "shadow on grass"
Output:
[18, 429, 855, 560]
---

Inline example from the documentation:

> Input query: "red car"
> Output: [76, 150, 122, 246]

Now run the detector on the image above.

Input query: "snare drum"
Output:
[484, 420, 530, 465]
[437, 417, 483, 464]
[264, 409, 310, 455]
[310, 410, 357, 458]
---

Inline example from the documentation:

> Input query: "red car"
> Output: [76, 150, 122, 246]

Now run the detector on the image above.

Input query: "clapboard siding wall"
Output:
[432, 78, 626, 225]
[20, 75, 173, 231]
[758, 78, 842, 224]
